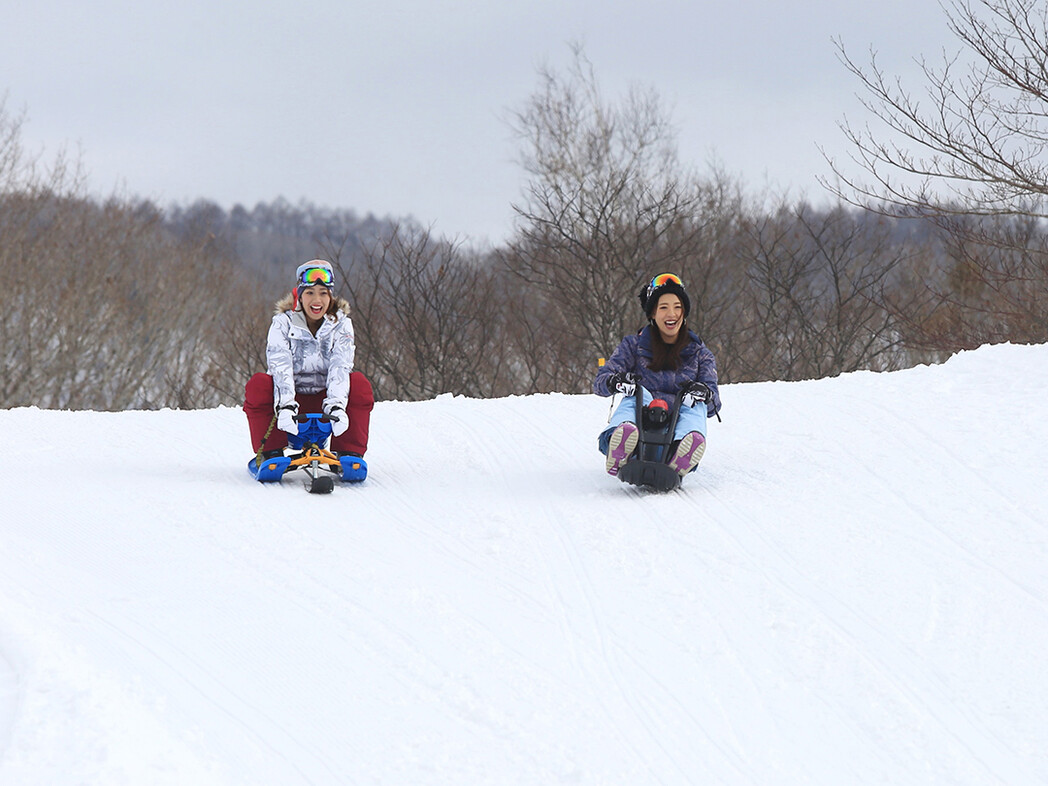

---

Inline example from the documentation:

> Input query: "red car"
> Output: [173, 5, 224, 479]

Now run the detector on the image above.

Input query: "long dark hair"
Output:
[647, 323, 688, 371]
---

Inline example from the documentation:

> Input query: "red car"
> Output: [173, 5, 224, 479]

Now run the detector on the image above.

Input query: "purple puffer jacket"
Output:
[593, 326, 722, 418]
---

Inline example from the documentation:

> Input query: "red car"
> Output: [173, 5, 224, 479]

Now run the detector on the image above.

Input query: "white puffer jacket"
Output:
[266, 303, 355, 414]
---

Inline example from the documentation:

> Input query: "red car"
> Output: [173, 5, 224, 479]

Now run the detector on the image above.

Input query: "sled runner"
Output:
[616, 389, 691, 493]
[248, 413, 367, 493]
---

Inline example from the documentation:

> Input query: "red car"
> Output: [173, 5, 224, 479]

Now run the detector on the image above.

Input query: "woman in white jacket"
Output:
[244, 260, 374, 468]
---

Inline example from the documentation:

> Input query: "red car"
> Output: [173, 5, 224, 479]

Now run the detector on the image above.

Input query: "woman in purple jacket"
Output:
[593, 273, 722, 478]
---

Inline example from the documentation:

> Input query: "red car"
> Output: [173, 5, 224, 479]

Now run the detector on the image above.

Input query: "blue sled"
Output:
[288, 414, 333, 450]
[248, 454, 292, 482]
[339, 455, 368, 483]
[249, 414, 367, 486]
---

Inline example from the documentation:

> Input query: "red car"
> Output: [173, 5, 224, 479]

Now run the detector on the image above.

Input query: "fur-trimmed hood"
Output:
[266, 293, 356, 408]
[274, 292, 352, 318]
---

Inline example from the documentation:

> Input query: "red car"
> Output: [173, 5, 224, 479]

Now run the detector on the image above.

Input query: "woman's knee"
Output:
[244, 373, 274, 405]
[350, 372, 375, 408]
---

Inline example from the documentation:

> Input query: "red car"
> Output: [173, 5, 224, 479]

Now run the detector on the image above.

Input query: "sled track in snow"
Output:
[2, 345, 1048, 783]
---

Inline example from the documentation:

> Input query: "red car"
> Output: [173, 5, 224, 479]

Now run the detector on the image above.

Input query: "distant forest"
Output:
[5, 24, 1048, 410]
[5, 182, 1044, 411]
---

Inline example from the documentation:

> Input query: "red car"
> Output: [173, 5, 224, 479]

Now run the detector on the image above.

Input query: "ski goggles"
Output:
[646, 272, 683, 299]
[298, 266, 334, 288]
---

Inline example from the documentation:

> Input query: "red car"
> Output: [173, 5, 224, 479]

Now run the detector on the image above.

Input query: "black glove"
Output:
[606, 371, 639, 395]
[682, 380, 712, 406]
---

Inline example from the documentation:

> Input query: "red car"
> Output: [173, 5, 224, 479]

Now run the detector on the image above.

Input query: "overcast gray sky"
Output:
[2, 1, 956, 244]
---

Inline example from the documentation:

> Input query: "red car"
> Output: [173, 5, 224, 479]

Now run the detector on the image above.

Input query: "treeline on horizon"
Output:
[3, 44, 1048, 411]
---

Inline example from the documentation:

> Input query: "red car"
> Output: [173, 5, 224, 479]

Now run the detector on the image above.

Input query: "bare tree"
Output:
[503, 46, 734, 390]
[0, 191, 257, 410]
[732, 204, 915, 381]
[828, 0, 1048, 218]
[888, 213, 1048, 351]
[827, 0, 1048, 354]
[1, 102, 262, 410]
[329, 224, 512, 401]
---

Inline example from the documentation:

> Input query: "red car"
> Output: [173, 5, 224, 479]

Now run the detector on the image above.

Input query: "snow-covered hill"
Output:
[2, 343, 1047, 784]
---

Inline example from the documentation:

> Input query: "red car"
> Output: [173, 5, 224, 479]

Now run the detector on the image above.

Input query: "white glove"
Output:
[325, 406, 348, 437]
[277, 404, 299, 435]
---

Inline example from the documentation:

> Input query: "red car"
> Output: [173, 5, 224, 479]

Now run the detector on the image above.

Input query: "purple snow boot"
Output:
[669, 431, 706, 477]
[605, 422, 639, 476]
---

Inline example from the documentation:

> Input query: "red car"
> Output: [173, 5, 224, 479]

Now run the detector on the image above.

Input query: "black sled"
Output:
[616, 389, 690, 493]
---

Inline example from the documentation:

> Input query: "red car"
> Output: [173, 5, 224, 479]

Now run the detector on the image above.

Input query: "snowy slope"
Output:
[2, 343, 1047, 785]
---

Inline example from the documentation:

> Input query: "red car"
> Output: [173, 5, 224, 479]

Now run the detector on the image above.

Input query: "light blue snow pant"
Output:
[597, 391, 708, 455]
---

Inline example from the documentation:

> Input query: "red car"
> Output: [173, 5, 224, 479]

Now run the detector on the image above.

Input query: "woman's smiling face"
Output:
[300, 286, 332, 322]
[653, 293, 683, 342]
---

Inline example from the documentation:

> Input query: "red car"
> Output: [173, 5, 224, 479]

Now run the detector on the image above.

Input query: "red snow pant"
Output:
[244, 372, 374, 455]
